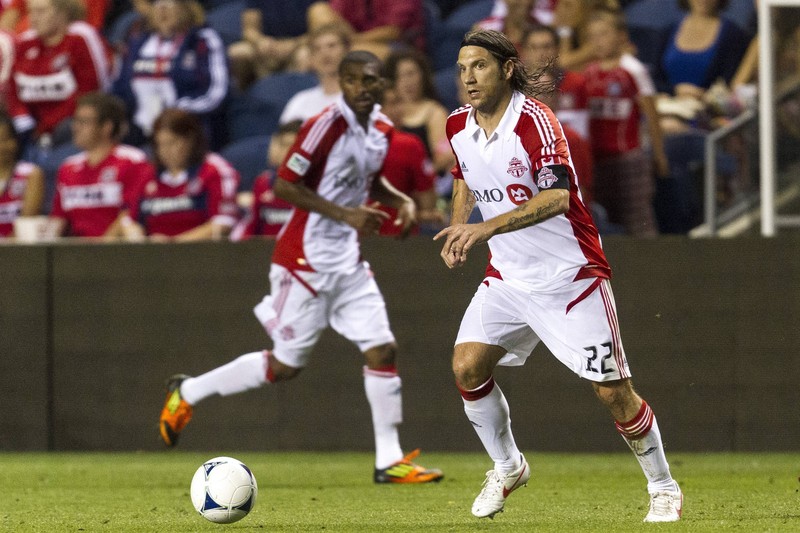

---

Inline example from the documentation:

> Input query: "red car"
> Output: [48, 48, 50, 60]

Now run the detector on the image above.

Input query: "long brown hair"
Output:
[460, 29, 553, 98]
[152, 109, 208, 169]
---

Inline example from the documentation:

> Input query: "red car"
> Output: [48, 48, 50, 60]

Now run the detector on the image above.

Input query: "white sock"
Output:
[462, 378, 521, 474]
[616, 401, 677, 493]
[181, 351, 268, 405]
[363, 366, 404, 469]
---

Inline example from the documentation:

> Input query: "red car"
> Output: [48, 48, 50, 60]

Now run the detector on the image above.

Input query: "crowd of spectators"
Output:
[0, 0, 769, 241]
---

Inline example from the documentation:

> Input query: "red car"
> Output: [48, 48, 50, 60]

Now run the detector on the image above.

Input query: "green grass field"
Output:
[1, 452, 798, 532]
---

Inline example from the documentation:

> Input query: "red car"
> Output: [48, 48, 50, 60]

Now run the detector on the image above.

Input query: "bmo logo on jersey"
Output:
[470, 185, 534, 205]
[506, 184, 533, 205]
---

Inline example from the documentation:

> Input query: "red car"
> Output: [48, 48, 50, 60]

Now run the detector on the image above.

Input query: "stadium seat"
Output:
[40, 142, 82, 214]
[247, 72, 318, 106]
[219, 135, 271, 192]
[721, 0, 756, 33]
[205, 0, 246, 46]
[105, 9, 141, 48]
[227, 94, 274, 142]
[434, 0, 493, 72]
[434, 66, 461, 113]
[227, 72, 317, 142]
[624, 0, 683, 29]
[443, 0, 493, 36]
[424, 0, 449, 71]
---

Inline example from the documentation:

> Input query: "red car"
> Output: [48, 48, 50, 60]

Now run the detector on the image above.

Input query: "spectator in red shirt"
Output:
[8, 0, 111, 151]
[0, 111, 45, 238]
[230, 120, 301, 240]
[123, 109, 240, 242]
[307, 0, 425, 60]
[375, 84, 443, 237]
[583, 9, 667, 237]
[0, 0, 110, 34]
[47, 92, 153, 238]
[520, 24, 589, 139]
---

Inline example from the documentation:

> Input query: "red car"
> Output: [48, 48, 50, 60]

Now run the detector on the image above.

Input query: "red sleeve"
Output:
[49, 167, 66, 218]
[6, 43, 33, 131]
[123, 160, 156, 211]
[516, 100, 572, 172]
[562, 126, 593, 204]
[445, 113, 466, 180]
[277, 114, 347, 184]
[204, 157, 240, 219]
[67, 24, 111, 93]
[407, 136, 435, 193]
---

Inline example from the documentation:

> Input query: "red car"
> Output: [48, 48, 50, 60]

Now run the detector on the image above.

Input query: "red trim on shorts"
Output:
[288, 269, 318, 296]
[615, 400, 654, 440]
[482, 257, 503, 286]
[566, 277, 603, 314]
[363, 364, 398, 378]
[264, 350, 275, 383]
[599, 281, 628, 378]
[458, 376, 495, 401]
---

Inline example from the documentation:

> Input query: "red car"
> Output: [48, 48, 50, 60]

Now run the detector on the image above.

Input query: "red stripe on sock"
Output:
[363, 364, 398, 378]
[615, 400, 654, 440]
[458, 376, 495, 401]
[264, 350, 276, 383]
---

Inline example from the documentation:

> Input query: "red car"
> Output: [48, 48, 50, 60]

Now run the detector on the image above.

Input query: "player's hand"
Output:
[343, 204, 390, 235]
[433, 222, 490, 269]
[393, 199, 417, 239]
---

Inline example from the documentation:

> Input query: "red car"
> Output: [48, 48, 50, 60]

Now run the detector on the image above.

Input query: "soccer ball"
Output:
[190, 456, 258, 524]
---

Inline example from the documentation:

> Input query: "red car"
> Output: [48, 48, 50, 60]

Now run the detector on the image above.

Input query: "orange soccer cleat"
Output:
[373, 448, 444, 484]
[159, 374, 193, 447]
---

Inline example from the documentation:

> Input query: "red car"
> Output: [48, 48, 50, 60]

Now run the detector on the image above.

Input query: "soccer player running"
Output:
[434, 29, 681, 522]
[159, 50, 443, 485]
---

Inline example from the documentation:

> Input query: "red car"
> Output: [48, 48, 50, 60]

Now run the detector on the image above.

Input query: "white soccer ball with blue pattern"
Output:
[190, 456, 258, 524]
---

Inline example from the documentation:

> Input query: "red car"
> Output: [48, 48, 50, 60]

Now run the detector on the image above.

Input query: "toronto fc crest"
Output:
[537, 167, 558, 189]
[506, 157, 528, 178]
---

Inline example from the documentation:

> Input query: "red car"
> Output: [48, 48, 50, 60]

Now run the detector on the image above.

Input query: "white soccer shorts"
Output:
[253, 262, 395, 368]
[455, 276, 631, 381]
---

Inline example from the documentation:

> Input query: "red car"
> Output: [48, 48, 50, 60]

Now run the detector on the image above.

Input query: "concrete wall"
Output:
[1, 236, 797, 452]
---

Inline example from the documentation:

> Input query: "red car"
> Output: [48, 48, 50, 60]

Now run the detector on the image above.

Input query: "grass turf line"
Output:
[0, 452, 798, 532]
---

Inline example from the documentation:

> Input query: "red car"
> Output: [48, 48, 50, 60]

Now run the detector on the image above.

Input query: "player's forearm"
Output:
[372, 176, 412, 210]
[486, 189, 569, 236]
[274, 178, 349, 223]
[449, 180, 475, 225]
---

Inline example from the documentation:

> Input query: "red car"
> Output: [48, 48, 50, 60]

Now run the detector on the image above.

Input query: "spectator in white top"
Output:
[278, 24, 350, 126]
[111, 0, 229, 149]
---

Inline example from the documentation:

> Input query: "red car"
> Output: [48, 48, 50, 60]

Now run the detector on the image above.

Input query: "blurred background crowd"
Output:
[0, 0, 796, 243]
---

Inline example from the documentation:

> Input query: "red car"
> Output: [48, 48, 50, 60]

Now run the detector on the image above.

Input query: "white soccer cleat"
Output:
[644, 487, 683, 522]
[471, 455, 531, 518]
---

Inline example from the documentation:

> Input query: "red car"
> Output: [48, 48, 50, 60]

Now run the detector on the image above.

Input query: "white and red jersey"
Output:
[0, 160, 37, 237]
[275, 96, 392, 273]
[8, 21, 111, 136]
[446, 91, 609, 291]
[129, 153, 240, 237]
[584, 54, 655, 157]
[51, 145, 153, 237]
[555, 69, 589, 139]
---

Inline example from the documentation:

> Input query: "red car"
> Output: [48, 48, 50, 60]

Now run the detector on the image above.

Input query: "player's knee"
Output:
[452, 352, 488, 390]
[363, 343, 397, 369]
[268, 356, 302, 382]
[592, 379, 637, 409]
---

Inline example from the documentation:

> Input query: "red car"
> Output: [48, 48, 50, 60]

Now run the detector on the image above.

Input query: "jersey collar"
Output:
[337, 95, 382, 133]
[466, 91, 524, 142]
